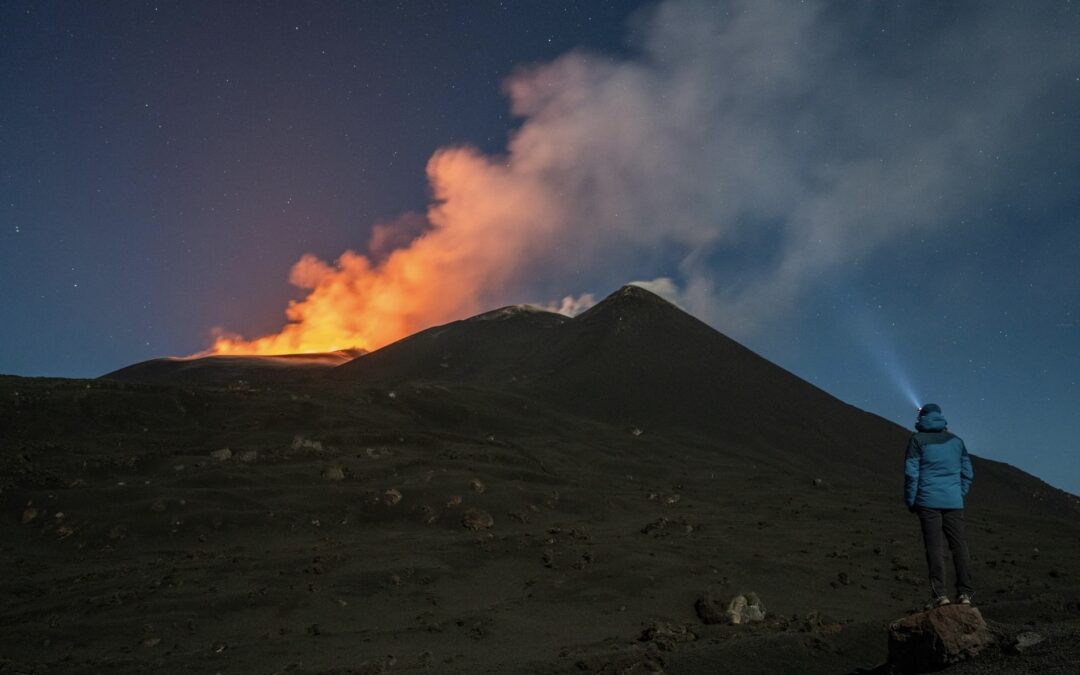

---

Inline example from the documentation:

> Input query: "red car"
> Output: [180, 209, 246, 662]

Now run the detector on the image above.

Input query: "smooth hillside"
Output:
[100, 349, 363, 388]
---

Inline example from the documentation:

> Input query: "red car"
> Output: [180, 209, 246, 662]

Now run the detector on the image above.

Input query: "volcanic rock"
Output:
[887, 604, 994, 672]
[639, 620, 696, 651]
[209, 447, 232, 461]
[1007, 631, 1045, 653]
[726, 593, 766, 624]
[383, 488, 402, 505]
[321, 466, 346, 481]
[461, 508, 493, 530]
[694, 589, 727, 625]
[469, 478, 486, 494]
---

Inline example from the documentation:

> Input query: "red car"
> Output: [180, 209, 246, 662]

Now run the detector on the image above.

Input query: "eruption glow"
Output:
[209, 147, 564, 355]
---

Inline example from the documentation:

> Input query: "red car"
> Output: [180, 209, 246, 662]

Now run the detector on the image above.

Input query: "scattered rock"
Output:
[798, 611, 843, 635]
[142, 637, 161, 647]
[508, 511, 529, 524]
[813, 478, 825, 487]
[726, 593, 766, 624]
[461, 508, 493, 530]
[694, 589, 727, 625]
[641, 517, 670, 535]
[641, 517, 698, 537]
[237, 450, 258, 462]
[1007, 631, 1045, 653]
[447, 495, 462, 507]
[292, 436, 324, 452]
[469, 478, 486, 494]
[21, 506, 38, 524]
[420, 505, 439, 525]
[149, 499, 167, 513]
[629, 427, 644, 436]
[639, 620, 696, 651]
[209, 447, 232, 461]
[888, 604, 994, 672]
[321, 466, 346, 481]
[383, 488, 403, 505]
[542, 548, 556, 568]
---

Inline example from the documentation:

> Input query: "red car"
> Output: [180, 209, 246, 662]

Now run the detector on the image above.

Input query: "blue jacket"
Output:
[904, 410, 974, 509]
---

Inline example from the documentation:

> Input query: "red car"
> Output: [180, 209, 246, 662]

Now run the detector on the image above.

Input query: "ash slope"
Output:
[4, 286, 1080, 674]
[102, 349, 363, 388]
[336, 285, 1078, 519]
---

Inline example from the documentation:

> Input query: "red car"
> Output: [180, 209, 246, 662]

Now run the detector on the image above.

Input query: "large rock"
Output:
[694, 589, 727, 624]
[888, 604, 995, 672]
[693, 590, 767, 625]
[726, 592, 766, 624]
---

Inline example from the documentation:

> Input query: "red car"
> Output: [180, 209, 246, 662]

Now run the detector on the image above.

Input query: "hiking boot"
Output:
[957, 593, 973, 606]
[930, 596, 951, 608]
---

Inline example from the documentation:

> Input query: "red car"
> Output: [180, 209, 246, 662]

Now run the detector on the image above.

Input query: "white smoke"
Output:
[500, 0, 1079, 334]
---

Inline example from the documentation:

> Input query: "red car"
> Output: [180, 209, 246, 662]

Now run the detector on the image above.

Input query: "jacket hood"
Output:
[916, 410, 948, 432]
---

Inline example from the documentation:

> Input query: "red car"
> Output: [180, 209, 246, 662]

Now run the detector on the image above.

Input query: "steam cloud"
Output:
[211, 0, 1078, 355]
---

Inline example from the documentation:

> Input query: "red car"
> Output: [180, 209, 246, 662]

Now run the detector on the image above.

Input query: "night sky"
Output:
[2, 2, 1078, 495]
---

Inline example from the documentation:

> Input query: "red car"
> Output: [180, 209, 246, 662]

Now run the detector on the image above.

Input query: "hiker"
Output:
[904, 403, 975, 607]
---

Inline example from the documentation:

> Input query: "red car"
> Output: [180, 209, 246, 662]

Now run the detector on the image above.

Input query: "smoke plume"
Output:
[211, 0, 1078, 354]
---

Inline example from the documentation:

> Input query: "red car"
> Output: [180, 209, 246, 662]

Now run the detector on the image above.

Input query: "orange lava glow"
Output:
[208, 145, 561, 356]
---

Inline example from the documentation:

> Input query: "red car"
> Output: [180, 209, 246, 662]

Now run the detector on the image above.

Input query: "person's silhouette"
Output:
[904, 403, 975, 607]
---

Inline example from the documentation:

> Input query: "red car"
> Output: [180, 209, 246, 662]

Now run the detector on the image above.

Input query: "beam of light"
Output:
[849, 307, 922, 413]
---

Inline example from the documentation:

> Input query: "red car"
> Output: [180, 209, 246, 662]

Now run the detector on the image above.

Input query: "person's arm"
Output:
[960, 440, 974, 497]
[904, 435, 921, 510]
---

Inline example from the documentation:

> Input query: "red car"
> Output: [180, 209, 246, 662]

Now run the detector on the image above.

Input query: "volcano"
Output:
[3, 285, 1079, 674]
[335, 285, 1076, 516]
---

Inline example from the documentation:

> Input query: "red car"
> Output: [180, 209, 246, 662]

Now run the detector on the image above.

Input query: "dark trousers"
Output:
[916, 507, 974, 598]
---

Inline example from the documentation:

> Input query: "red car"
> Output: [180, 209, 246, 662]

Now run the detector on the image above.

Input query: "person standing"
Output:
[904, 403, 975, 607]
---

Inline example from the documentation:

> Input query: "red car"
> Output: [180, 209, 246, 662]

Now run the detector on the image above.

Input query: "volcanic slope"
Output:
[335, 285, 1077, 517]
[102, 349, 363, 387]
[5, 287, 1080, 674]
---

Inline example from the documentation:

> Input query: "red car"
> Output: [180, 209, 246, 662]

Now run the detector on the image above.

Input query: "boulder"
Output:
[694, 589, 727, 624]
[888, 604, 995, 672]
[726, 593, 766, 624]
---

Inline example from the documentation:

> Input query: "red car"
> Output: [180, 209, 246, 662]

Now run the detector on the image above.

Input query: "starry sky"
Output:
[2, 2, 1078, 495]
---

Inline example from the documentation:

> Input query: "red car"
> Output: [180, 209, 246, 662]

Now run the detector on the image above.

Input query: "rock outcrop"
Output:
[888, 604, 995, 673]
